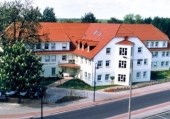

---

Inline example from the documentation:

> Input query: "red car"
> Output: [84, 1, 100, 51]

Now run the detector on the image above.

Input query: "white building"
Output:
[33, 23, 169, 86]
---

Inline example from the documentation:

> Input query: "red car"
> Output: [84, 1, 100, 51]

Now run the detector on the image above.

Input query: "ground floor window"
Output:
[105, 74, 110, 81]
[84, 72, 87, 79]
[136, 72, 141, 79]
[97, 75, 102, 81]
[118, 74, 126, 82]
[88, 73, 91, 80]
[51, 67, 56, 76]
[143, 71, 147, 78]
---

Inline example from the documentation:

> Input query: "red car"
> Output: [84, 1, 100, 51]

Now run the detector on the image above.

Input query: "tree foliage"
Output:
[41, 7, 57, 22]
[0, 0, 42, 44]
[107, 17, 123, 23]
[0, 40, 42, 91]
[81, 12, 98, 23]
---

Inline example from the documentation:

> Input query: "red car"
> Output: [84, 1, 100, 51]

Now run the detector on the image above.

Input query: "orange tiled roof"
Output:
[116, 37, 134, 46]
[116, 24, 169, 41]
[37, 23, 169, 59]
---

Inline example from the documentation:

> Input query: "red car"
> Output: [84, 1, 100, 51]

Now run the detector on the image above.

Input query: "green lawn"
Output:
[57, 79, 115, 90]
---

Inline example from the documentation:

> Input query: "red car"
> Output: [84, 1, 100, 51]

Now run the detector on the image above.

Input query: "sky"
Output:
[2, 0, 170, 19]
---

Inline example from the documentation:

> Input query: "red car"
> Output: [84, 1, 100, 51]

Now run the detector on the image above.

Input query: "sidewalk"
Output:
[0, 82, 170, 119]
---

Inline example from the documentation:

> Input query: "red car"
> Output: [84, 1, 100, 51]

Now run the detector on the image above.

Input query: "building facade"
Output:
[33, 23, 169, 86]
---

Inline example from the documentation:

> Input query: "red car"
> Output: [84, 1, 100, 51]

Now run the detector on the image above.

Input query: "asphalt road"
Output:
[43, 90, 170, 119]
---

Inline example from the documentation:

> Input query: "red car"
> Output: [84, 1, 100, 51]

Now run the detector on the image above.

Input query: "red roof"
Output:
[37, 23, 169, 59]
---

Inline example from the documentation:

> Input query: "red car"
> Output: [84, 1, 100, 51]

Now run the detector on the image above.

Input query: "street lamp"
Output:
[93, 63, 98, 102]
[123, 56, 133, 119]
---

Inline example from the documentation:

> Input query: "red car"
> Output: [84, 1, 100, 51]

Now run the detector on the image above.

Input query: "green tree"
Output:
[123, 14, 144, 24]
[0, 40, 42, 100]
[41, 7, 57, 22]
[0, 0, 42, 44]
[81, 12, 98, 23]
[107, 17, 123, 23]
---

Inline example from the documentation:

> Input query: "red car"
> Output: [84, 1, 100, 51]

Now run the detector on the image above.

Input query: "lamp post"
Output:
[93, 63, 98, 102]
[123, 56, 133, 119]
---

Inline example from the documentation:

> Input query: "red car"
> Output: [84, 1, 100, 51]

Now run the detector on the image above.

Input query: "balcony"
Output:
[69, 60, 75, 64]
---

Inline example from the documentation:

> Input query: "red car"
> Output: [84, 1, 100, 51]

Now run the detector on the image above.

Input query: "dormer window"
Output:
[163, 41, 166, 47]
[51, 43, 55, 50]
[155, 42, 159, 47]
[62, 43, 67, 50]
[44, 43, 49, 50]
[35, 43, 41, 49]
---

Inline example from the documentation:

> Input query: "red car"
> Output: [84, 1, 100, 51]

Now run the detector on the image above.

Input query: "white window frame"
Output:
[51, 55, 56, 62]
[119, 60, 127, 68]
[151, 42, 154, 47]
[98, 61, 103, 68]
[163, 41, 166, 47]
[45, 55, 50, 62]
[152, 61, 157, 68]
[35, 43, 41, 50]
[119, 47, 127, 56]
[137, 59, 143, 66]
[62, 43, 67, 50]
[162, 52, 165, 57]
[161, 61, 164, 67]
[152, 52, 158, 57]
[62, 55, 67, 61]
[88, 73, 91, 80]
[51, 43, 56, 50]
[166, 61, 169, 67]
[155, 42, 159, 47]
[85, 72, 87, 79]
[143, 71, 147, 78]
[44, 43, 49, 50]
[51, 67, 56, 76]
[144, 59, 148, 65]
[118, 74, 126, 82]
[105, 60, 110, 67]
[97, 75, 102, 81]
[136, 72, 141, 79]
[106, 48, 111, 54]
[105, 74, 110, 81]
[138, 47, 142, 53]
[166, 52, 169, 57]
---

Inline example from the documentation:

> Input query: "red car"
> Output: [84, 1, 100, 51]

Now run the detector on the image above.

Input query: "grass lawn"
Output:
[40, 77, 61, 86]
[57, 79, 115, 90]
[151, 70, 170, 82]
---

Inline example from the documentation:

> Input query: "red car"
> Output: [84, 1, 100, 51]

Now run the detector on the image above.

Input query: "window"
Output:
[51, 55, 56, 62]
[62, 43, 67, 50]
[138, 47, 142, 53]
[44, 43, 49, 50]
[162, 52, 165, 57]
[105, 74, 110, 81]
[51, 43, 55, 50]
[85, 59, 87, 64]
[81, 57, 83, 63]
[119, 48, 127, 56]
[35, 43, 41, 49]
[137, 59, 143, 65]
[51, 68, 56, 76]
[118, 74, 126, 82]
[62, 55, 67, 61]
[163, 41, 166, 47]
[136, 72, 141, 79]
[119, 60, 127, 68]
[161, 61, 164, 67]
[106, 48, 111, 54]
[98, 61, 103, 68]
[166, 52, 169, 57]
[84, 72, 87, 79]
[144, 59, 148, 65]
[151, 42, 154, 47]
[152, 52, 158, 57]
[143, 71, 147, 78]
[88, 73, 91, 80]
[45, 55, 50, 62]
[152, 62, 157, 68]
[97, 75, 102, 81]
[166, 61, 169, 67]
[105, 60, 110, 67]
[145, 42, 149, 47]
[155, 42, 159, 47]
